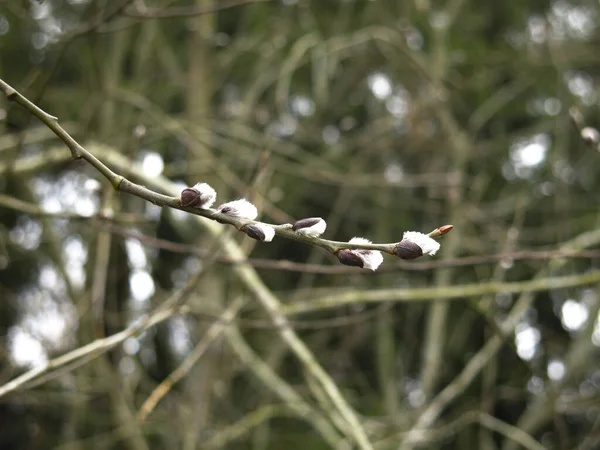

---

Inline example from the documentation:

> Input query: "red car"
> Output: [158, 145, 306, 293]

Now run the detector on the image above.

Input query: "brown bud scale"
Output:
[180, 188, 202, 207]
[241, 224, 265, 242]
[336, 250, 364, 268]
[394, 240, 423, 260]
[293, 217, 322, 231]
[438, 224, 453, 236]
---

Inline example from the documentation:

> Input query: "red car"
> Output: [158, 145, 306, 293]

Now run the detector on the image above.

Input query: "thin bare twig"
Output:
[0, 194, 149, 224]
[137, 297, 246, 422]
[0, 304, 188, 399]
[376, 411, 545, 450]
[126, 0, 270, 19]
[283, 269, 600, 314]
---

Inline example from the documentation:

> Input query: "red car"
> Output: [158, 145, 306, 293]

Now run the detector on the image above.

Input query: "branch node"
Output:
[5, 86, 17, 99]
[69, 144, 85, 159]
[112, 176, 125, 191]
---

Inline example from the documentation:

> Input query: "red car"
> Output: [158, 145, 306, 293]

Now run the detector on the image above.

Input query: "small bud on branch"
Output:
[335, 237, 384, 271]
[292, 217, 327, 237]
[427, 224, 454, 239]
[217, 199, 258, 220]
[437, 224, 454, 236]
[394, 231, 441, 259]
[394, 240, 423, 260]
[180, 182, 216, 208]
[336, 250, 365, 268]
[241, 223, 275, 242]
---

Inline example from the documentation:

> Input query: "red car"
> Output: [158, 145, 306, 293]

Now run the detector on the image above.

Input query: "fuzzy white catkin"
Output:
[402, 231, 440, 255]
[295, 218, 326, 237]
[217, 199, 258, 220]
[255, 223, 275, 242]
[348, 237, 372, 245]
[348, 237, 383, 271]
[192, 182, 217, 208]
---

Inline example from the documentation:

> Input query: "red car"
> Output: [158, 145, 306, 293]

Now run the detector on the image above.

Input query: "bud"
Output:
[216, 199, 258, 220]
[336, 249, 365, 268]
[394, 231, 440, 259]
[180, 182, 217, 208]
[240, 223, 275, 242]
[438, 224, 453, 236]
[336, 237, 384, 271]
[581, 127, 600, 145]
[394, 240, 423, 260]
[292, 217, 327, 237]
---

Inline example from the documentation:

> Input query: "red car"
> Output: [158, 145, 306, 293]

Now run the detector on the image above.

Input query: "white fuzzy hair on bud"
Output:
[293, 217, 327, 237]
[180, 182, 217, 208]
[402, 231, 440, 256]
[346, 237, 384, 271]
[348, 237, 372, 246]
[254, 223, 276, 242]
[192, 182, 216, 208]
[217, 199, 258, 220]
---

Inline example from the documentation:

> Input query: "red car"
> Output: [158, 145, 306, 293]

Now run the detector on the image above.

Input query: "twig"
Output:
[283, 269, 600, 315]
[0, 192, 595, 273]
[0, 79, 449, 261]
[202, 404, 289, 449]
[100, 222, 600, 270]
[375, 411, 544, 450]
[223, 325, 346, 448]
[125, 0, 270, 19]
[0, 304, 188, 399]
[0, 194, 149, 224]
[0, 258, 212, 398]
[478, 413, 545, 450]
[0, 77, 375, 449]
[137, 297, 246, 422]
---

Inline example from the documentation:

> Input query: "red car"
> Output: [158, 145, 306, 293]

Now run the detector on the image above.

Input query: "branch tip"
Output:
[438, 224, 454, 235]
[428, 224, 454, 238]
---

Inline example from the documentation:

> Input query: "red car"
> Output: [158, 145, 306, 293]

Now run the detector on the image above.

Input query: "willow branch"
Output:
[0, 77, 374, 449]
[0, 78, 450, 266]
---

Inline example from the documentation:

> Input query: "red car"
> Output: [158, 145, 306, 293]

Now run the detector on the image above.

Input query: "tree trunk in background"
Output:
[184, 1, 225, 442]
